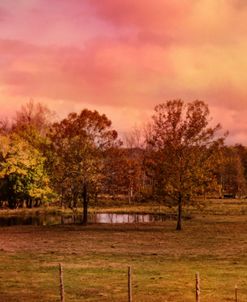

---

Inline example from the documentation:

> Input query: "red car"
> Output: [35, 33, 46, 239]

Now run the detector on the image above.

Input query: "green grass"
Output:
[1, 199, 247, 301]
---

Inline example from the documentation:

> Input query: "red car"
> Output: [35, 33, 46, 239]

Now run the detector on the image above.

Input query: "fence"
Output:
[58, 264, 240, 301]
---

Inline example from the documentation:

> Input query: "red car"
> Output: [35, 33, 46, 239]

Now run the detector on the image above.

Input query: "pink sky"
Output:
[1, 0, 247, 143]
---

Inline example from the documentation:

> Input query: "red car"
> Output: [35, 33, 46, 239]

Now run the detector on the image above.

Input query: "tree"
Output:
[101, 127, 146, 203]
[124, 128, 146, 203]
[49, 109, 120, 224]
[101, 147, 144, 203]
[146, 100, 225, 230]
[0, 118, 10, 135]
[234, 144, 247, 186]
[11, 100, 55, 154]
[100, 147, 128, 199]
[13, 100, 54, 134]
[0, 133, 52, 208]
[219, 146, 246, 198]
[0, 101, 56, 209]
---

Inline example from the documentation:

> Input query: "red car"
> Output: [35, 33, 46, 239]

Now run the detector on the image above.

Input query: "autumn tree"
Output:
[123, 128, 146, 203]
[0, 118, 10, 135]
[49, 109, 120, 224]
[0, 133, 52, 208]
[11, 100, 55, 163]
[102, 127, 146, 203]
[101, 147, 127, 199]
[234, 144, 247, 185]
[102, 147, 144, 203]
[146, 100, 225, 230]
[219, 146, 246, 198]
[13, 100, 54, 136]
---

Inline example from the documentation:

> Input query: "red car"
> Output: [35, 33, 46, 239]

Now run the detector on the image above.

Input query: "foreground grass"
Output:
[0, 199, 247, 301]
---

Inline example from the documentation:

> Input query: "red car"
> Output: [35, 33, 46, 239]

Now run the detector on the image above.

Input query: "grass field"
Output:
[0, 199, 247, 301]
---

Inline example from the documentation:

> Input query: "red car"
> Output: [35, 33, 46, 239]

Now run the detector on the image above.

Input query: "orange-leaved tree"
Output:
[49, 109, 120, 224]
[146, 100, 225, 230]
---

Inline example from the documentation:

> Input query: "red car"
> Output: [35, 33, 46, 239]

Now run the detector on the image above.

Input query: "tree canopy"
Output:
[146, 100, 225, 230]
[0, 133, 52, 208]
[49, 109, 120, 224]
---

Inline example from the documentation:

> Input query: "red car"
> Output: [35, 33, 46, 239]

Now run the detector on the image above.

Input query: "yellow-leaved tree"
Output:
[0, 133, 53, 208]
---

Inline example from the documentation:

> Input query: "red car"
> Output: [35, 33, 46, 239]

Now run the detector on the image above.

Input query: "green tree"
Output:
[50, 109, 120, 224]
[147, 100, 225, 230]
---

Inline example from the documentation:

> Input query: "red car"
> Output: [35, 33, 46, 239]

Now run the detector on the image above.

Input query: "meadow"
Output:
[0, 199, 247, 301]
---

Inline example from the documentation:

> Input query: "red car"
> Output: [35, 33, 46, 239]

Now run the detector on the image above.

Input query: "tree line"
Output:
[0, 100, 246, 229]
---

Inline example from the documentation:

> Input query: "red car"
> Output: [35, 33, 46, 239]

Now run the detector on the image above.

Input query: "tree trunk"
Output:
[82, 184, 88, 225]
[8, 198, 15, 209]
[27, 198, 33, 209]
[176, 193, 182, 230]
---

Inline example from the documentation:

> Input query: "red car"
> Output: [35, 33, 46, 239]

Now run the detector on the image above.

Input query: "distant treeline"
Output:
[0, 99, 246, 228]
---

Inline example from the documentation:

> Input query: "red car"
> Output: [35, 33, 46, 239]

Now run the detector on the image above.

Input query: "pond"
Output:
[0, 212, 178, 227]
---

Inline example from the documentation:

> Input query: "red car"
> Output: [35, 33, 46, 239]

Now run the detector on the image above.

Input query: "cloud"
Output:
[1, 0, 247, 143]
[88, 0, 191, 30]
[0, 38, 174, 107]
[88, 0, 247, 47]
[0, 6, 9, 22]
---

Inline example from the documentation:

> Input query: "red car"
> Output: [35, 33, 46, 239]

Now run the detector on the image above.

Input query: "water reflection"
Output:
[0, 212, 177, 227]
[91, 213, 172, 224]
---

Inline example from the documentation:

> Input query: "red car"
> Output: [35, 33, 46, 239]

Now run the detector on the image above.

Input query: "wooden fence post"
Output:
[128, 266, 132, 302]
[59, 263, 65, 302]
[235, 284, 238, 302]
[195, 272, 200, 302]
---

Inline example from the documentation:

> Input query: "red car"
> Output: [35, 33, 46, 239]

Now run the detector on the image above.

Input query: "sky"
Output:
[0, 0, 247, 143]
